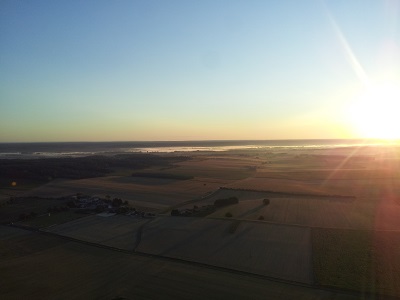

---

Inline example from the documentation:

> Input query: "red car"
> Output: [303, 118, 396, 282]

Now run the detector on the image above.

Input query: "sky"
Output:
[1, 0, 399, 142]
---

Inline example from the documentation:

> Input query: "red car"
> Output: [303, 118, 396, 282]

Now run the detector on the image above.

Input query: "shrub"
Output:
[225, 212, 233, 218]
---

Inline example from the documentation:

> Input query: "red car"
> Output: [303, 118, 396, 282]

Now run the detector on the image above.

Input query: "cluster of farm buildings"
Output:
[69, 194, 155, 217]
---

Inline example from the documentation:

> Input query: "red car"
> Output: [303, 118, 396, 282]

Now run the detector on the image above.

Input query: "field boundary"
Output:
[207, 216, 400, 232]
[218, 187, 356, 199]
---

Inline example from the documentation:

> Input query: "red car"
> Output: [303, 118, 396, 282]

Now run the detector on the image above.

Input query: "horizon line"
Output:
[0, 138, 397, 144]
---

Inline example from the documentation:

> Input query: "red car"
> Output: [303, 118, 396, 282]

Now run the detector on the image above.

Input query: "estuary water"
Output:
[0, 139, 396, 159]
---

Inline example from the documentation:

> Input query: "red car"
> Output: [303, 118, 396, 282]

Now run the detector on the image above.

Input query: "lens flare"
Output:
[347, 80, 400, 139]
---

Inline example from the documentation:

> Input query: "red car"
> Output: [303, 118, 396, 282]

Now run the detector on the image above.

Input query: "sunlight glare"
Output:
[347, 80, 400, 139]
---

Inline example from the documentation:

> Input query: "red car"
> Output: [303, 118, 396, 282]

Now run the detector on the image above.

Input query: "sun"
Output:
[346, 80, 400, 140]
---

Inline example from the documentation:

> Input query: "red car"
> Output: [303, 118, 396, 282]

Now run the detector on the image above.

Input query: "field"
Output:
[0, 196, 69, 224]
[20, 210, 85, 228]
[45, 215, 147, 250]
[312, 228, 400, 297]
[0, 226, 360, 300]
[168, 156, 259, 179]
[137, 216, 312, 283]
[21, 176, 231, 211]
[225, 176, 397, 198]
[202, 191, 400, 230]
[1, 145, 400, 299]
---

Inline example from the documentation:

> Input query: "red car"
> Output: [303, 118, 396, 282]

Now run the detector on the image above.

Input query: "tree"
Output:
[96, 205, 105, 213]
[117, 206, 128, 214]
[66, 200, 76, 208]
[214, 197, 239, 207]
[171, 209, 180, 216]
[112, 198, 123, 207]
[263, 198, 270, 205]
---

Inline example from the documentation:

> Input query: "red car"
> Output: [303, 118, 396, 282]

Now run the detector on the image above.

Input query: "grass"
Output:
[0, 197, 69, 224]
[312, 228, 400, 297]
[312, 228, 373, 291]
[20, 211, 86, 228]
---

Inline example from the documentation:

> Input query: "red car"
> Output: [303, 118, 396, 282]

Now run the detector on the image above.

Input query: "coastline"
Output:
[1, 138, 398, 159]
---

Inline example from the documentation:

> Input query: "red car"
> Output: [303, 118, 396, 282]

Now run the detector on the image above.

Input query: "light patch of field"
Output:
[45, 215, 146, 250]
[21, 176, 230, 211]
[186, 189, 400, 230]
[225, 177, 349, 196]
[170, 157, 258, 179]
[137, 217, 313, 284]
[0, 226, 358, 300]
[178, 156, 261, 167]
[207, 198, 384, 230]
[255, 168, 399, 181]
[224, 177, 396, 198]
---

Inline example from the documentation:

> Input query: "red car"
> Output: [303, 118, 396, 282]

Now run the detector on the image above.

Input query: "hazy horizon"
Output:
[1, 138, 397, 159]
[1, 137, 397, 145]
[1, 0, 399, 143]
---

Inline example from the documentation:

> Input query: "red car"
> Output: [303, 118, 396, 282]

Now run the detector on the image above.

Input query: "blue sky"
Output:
[1, 0, 399, 142]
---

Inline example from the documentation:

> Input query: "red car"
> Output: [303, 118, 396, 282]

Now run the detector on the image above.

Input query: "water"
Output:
[0, 139, 396, 159]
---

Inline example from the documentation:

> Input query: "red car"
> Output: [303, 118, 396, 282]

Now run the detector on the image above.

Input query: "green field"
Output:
[312, 228, 400, 297]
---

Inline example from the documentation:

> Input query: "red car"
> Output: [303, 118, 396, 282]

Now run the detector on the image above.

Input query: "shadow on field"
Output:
[236, 204, 265, 218]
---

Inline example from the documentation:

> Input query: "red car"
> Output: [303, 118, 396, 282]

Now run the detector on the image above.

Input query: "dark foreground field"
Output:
[0, 226, 367, 300]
